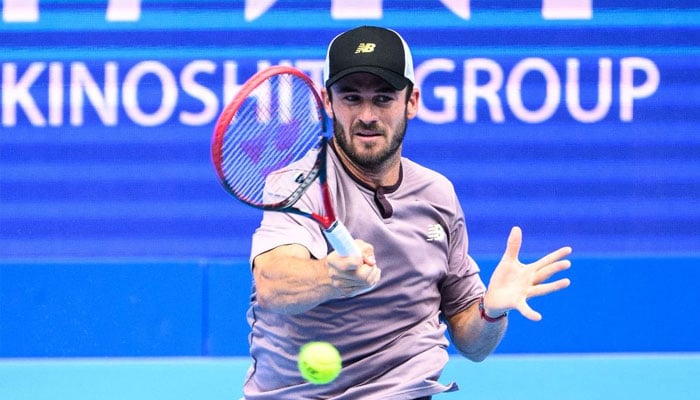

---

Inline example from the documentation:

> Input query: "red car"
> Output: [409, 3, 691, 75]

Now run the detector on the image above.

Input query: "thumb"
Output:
[503, 226, 522, 261]
[359, 241, 376, 266]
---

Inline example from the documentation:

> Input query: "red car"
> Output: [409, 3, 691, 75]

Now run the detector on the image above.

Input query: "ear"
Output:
[322, 89, 334, 118]
[406, 87, 420, 120]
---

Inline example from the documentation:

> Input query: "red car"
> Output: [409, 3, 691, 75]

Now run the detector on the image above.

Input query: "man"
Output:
[243, 26, 572, 399]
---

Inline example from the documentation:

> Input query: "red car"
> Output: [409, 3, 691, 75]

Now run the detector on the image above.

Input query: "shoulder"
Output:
[401, 157, 457, 195]
[399, 157, 464, 217]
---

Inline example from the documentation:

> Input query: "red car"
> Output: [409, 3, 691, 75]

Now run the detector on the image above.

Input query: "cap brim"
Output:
[325, 66, 410, 90]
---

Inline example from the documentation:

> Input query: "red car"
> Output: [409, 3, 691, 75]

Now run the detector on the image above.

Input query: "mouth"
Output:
[353, 131, 383, 146]
[353, 128, 383, 138]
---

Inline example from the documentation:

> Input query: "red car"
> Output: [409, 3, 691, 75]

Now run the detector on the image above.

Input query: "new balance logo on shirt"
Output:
[426, 224, 446, 241]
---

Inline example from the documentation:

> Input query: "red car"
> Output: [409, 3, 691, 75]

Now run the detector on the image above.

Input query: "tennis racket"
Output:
[211, 66, 360, 257]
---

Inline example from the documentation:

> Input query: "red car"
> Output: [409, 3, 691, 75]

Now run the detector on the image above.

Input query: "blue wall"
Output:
[1, 1, 699, 357]
[2, 256, 699, 357]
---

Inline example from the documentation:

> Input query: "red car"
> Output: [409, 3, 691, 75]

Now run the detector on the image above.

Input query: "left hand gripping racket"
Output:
[211, 66, 361, 257]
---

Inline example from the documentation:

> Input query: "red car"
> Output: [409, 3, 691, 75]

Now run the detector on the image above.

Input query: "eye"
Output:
[373, 95, 395, 106]
[342, 94, 361, 103]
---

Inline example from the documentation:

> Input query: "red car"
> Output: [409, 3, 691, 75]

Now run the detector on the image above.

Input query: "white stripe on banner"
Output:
[542, 0, 592, 20]
[2, 0, 39, 22]
[106, 0, 142, 22]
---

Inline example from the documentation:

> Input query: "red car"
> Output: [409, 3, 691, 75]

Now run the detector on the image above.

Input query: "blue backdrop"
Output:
[0, 0, 698, 357]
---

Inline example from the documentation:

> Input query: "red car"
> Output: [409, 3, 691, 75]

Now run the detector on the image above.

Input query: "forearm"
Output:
[253, 245, 341, 315]
[447, 299, 508, 362]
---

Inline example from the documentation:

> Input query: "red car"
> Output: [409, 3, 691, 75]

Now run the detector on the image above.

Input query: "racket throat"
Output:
[322, 219, 361, 257]
[312, 215, 335, 230]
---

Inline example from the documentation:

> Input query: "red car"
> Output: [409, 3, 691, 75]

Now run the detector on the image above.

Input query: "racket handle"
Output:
[323, 220, 362, 257]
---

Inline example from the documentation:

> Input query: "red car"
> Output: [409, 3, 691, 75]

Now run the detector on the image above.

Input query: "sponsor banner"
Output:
[1, 1, 698, 258]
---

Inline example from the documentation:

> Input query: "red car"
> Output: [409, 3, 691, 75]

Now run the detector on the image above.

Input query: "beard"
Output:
[332, 114, 407, 170]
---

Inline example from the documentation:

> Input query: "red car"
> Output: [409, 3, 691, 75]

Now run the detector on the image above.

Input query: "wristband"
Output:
[479, 296, 508, 322]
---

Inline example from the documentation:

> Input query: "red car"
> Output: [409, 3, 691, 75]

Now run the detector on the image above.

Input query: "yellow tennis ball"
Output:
[298, 341, 342, 384]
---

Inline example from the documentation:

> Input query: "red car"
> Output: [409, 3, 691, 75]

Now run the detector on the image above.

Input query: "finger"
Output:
[533, 260, 571, 283]
[356, 264, 378, 282]
[337, 268, 380, 297]
[331, 265, 380, 286]
[366, 265, 381, 286]
[533, 246, 572, 269]
[359, 241, 377, 266]
[329, 275, 357, 288]
[528, 278, 571, 298]
[517, 300, 542, 322]
[502, 226, 522, 261]
[328, 256, 362, 273]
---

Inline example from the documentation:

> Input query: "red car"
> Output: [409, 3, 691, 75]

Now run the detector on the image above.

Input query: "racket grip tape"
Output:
[323, 220, 362, 257]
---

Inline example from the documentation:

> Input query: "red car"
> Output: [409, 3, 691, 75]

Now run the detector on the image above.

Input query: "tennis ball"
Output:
[298, 341, 342, 384]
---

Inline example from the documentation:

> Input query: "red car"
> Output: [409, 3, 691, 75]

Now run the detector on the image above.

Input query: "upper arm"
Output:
[253, 243, 311, 277]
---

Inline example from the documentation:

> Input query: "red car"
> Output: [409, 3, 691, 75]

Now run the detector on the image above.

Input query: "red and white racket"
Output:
[211, 66, 360, 257]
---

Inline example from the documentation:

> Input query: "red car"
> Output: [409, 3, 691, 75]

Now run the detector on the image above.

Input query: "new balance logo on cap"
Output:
[355, 43, 376, 54]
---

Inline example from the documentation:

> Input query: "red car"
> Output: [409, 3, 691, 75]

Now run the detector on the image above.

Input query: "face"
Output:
[323, 73, 419, 171]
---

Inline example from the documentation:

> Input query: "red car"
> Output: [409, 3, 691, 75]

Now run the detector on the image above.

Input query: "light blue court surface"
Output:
[2, 353, 699, 400]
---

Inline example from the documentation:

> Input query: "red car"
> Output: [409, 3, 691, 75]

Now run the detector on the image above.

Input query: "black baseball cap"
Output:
[323, 26, 415, 90]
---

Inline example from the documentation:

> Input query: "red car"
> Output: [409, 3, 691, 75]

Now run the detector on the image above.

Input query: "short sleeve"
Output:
[438, 199, 486, 318]
[249, 200, 329, 266]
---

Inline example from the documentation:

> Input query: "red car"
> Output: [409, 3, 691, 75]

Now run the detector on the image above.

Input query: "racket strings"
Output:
[219, 73, 324, 206]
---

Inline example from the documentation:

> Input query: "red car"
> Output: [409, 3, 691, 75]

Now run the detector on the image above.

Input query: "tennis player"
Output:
[243, 26, 572, 399]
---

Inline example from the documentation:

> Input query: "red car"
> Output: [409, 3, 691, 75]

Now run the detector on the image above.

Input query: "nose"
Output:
[357, 100, 378, 125]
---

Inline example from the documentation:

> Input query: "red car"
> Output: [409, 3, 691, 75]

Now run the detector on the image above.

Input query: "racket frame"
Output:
[211, 66, 356, 254]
